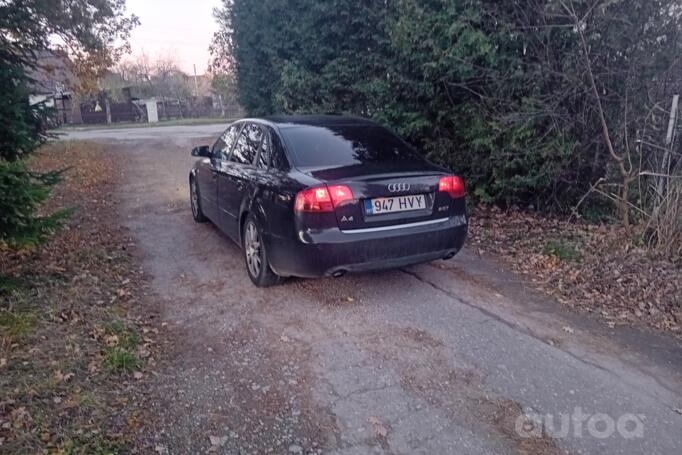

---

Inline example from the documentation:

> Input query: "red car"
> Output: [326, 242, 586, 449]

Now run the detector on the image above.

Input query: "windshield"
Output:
[280, 125, 421, 169]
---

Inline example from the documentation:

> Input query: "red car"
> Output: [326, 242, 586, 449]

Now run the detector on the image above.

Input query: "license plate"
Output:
[364, 194, 426, 215]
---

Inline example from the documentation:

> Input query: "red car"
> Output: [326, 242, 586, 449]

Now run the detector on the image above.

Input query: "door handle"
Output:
[276, 193, 291, 203]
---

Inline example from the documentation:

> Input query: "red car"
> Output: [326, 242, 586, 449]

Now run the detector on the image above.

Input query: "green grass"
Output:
[542, 239, 583, 262]
[104, 318, 140, 350]
[0, 310, 37, 339]
[103, 317, 141, 372]
[51, 116, 236, 133]
[104, 347, 139, 373]
[0, 275, 23, 293]
[60, 434, 124, 455]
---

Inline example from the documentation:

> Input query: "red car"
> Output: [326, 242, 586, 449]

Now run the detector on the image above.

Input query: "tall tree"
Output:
[0, 0, 138, 245]
[214, 0, 682, 226]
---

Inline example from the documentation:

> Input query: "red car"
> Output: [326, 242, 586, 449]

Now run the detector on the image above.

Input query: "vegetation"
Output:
[109, 53, 193, 106]
[213, 0, 682, 257]
[0, 161, 68, 246]
[0, 0, 137, 245]
[0, 141, 157, 453]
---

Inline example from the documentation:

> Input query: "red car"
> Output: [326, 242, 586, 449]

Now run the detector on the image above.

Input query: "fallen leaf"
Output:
[209, 435, 228, 447]
[133, 371, 143, 380]
[368, 416, 388, 438]
[105, 334, 119, 346]
[54, 370, 74, 382]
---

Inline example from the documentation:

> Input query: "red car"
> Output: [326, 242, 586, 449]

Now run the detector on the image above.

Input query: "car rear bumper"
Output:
[266, 216, 467, 278]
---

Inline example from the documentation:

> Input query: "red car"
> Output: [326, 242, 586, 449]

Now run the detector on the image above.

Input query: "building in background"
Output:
[27, 50, 81, 125]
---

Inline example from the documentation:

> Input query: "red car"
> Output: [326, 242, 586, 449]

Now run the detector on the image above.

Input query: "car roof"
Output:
[255, 114, 379, 129]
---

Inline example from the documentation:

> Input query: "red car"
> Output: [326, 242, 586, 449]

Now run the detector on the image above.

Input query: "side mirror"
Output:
[191, 145, 210, 157]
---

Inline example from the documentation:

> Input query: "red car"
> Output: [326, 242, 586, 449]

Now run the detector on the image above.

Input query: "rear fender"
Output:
[238, 186, 268, 245]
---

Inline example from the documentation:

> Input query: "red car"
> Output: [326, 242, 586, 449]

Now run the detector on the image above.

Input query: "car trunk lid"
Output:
[304, 164, 459, 231]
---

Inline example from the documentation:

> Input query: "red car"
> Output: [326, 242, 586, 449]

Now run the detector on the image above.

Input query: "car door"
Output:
[195, 137, 223, 223]
[217, 122, 263, 241]
[200, 124, 242, 223]
[254, 127, 296, 240]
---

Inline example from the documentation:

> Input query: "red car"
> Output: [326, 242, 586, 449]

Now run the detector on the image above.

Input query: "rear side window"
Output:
[280, 125, 419, 169]
[231, 123, 262, 165]
[270, 131, 289, 170]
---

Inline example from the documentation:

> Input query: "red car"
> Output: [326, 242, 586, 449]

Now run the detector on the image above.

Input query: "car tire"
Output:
[190, 176, 208, 223]
[242, 214, 282, 287]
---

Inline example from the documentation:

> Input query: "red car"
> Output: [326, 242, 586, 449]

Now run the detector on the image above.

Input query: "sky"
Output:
[125, 0, 222, 75]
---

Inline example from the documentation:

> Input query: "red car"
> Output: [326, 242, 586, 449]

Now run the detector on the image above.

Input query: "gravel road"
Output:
[63, 125, 682, 454]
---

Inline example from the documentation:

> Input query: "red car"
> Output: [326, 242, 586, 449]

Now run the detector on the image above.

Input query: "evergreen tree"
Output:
[0, 0, 137, 245]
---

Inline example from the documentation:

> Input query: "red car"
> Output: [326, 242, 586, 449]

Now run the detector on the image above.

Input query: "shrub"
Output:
[0, 160, 68, 246]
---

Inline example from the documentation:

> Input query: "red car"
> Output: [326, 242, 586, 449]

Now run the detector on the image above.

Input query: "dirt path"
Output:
[65, 125, 682, 454]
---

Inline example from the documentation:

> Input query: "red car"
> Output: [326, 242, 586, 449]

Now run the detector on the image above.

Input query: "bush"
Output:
[0, 160, 68, 246]
[213, 0, 682, 222]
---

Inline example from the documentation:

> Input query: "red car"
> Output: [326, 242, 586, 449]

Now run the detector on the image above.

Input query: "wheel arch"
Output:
[238, 195, 268, 246]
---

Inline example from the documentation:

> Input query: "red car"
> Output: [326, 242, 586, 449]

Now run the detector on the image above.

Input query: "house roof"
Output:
[26, 49, 78, 95]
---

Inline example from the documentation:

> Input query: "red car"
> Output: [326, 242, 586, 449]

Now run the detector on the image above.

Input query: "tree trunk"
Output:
[104, 96, 112, 124]
[577, 18, 633, 226]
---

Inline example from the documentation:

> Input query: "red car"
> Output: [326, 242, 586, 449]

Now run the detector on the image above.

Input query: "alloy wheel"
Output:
[190, 179, 198, 218]
[244, 221, 261, 278]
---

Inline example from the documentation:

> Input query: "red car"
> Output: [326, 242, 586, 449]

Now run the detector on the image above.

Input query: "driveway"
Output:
[63, 125, 682, 454]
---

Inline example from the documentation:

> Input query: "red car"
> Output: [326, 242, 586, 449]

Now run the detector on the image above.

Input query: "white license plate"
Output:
[364, 194, 426, 215]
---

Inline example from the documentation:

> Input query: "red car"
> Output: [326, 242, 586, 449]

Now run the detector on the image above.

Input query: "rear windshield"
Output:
[280, 125, 420, 169]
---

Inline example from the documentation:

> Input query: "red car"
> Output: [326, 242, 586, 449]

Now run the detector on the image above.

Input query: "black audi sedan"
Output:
[189, 115, 467, 287]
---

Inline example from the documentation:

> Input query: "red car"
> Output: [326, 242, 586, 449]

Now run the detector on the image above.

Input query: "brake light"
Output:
[294, 185, 353, 212]
[438, 175, 465, 198]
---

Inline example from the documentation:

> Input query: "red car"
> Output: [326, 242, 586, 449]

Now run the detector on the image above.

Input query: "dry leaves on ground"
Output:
[469, 206, 681, 335]
[0, 141, 161, 453]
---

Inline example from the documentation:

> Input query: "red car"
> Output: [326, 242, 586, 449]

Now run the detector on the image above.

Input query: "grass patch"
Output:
[104, 318, 140, 350]
[0, 275, 23, 293]
[0, 141, 158, 454]
[51, 116, 234, 132]
[542, 239, 583, 262]
[104, 347, 139, 373]
[59, 434, 125, 455]
[0, 310, 37, 340]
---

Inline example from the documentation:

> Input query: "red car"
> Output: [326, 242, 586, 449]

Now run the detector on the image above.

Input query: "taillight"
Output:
[294, 185, 353, 212]
[438, 175, 465, 198]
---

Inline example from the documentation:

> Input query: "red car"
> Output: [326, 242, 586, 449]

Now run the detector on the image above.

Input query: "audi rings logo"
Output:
[387, 182, 410, 192]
